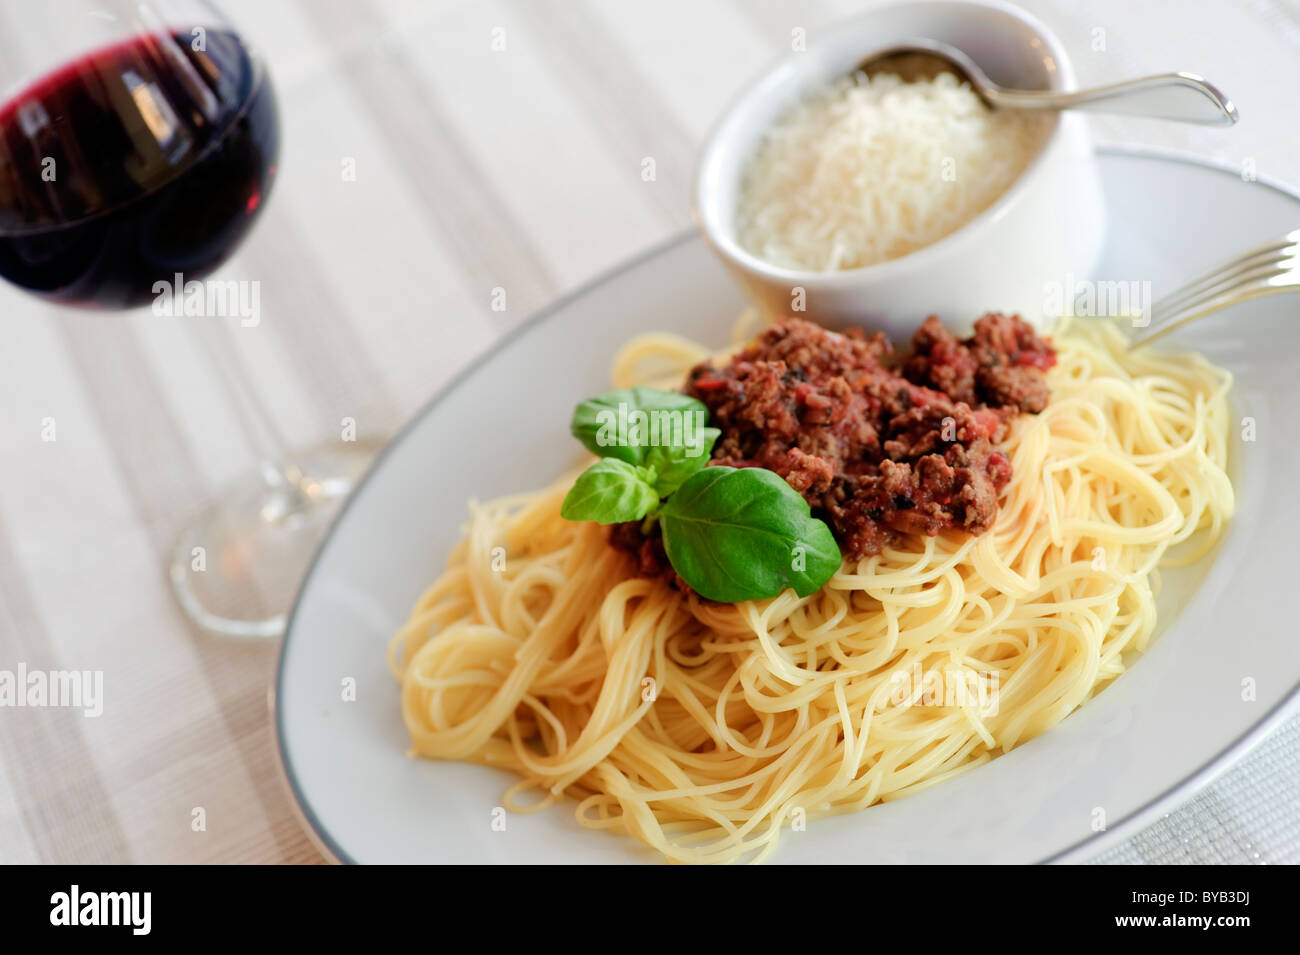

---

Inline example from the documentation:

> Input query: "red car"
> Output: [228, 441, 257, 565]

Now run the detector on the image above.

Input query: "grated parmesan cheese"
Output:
[735, 71, 1051, 272]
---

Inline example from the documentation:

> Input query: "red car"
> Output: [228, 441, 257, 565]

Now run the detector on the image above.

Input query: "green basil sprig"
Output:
[560, 459, 660, 523]
[561, 387, 842, 602]
[571, 386, 719, 472]
[658, 466, 841, 603]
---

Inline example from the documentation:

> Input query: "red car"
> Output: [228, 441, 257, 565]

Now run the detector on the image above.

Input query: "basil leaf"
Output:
[570, 387, 711, 467]
[561, 459, 660, 524]
[658, 466, 841, 602]
[643, 426, 721, 497]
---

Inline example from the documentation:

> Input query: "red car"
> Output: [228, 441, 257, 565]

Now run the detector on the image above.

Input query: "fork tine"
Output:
[1148, 254, 1300, 322]
[1152, 244, 1299, 316]
[1149, 228, 1299, 302]
[1133, 267, 1300, 348]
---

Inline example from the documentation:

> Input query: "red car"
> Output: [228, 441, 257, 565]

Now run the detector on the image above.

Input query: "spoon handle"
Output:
[986, 73, 1238, 126]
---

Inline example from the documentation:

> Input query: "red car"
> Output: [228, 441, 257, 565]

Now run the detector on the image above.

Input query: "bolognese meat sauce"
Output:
[615, 314, 1056, 572]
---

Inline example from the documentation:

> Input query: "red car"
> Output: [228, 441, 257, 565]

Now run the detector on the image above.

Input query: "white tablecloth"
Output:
[0, 0, 1295, 864]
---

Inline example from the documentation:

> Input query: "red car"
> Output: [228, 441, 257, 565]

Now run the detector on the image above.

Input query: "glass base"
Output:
[168, 440, 379, 638]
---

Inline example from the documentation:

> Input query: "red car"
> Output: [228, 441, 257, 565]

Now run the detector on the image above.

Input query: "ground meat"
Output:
[611, 314, 1055, 566]
[609, 521, 671, 577]
[905, 313, 1055, 413]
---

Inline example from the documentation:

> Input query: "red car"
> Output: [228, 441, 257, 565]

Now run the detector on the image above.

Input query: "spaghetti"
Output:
[389, 315, 1233, 864]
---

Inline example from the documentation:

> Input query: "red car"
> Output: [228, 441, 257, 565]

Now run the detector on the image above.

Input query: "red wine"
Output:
[0, 28, 279, 308]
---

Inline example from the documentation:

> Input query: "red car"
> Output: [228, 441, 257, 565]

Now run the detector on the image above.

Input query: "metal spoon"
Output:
[858, 38, 1238, 126]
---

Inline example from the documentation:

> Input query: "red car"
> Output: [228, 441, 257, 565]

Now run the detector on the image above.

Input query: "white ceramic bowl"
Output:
[693, 0, 1105, 337]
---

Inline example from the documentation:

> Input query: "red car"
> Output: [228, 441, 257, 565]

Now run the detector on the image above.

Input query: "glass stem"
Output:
[192, 319, 310, 516]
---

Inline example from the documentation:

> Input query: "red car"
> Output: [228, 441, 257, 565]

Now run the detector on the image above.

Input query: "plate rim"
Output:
[272, 144, 1300, 866]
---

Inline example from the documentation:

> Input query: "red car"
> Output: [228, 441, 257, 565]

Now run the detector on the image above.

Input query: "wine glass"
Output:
[0, 0, 374, 637]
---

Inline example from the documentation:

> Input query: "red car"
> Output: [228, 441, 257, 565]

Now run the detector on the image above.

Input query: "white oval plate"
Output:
[274, 147, 1300, 864]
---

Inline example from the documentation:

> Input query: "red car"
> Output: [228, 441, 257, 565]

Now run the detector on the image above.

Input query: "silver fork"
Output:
[1131, 228, 1300, 347]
